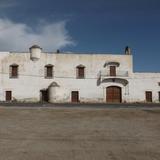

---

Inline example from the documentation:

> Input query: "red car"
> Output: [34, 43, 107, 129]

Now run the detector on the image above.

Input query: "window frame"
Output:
[76, 65, 85, 79]
[9, 64, 19, 78]
[44, 64, 54, 78]
[110, 65, 116, 76]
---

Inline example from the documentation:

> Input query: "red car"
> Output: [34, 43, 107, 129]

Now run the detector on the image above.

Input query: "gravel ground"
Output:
[0, 106, 160, 160]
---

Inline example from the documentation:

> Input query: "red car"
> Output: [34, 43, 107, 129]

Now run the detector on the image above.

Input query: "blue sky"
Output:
[0, 0, 160, 72]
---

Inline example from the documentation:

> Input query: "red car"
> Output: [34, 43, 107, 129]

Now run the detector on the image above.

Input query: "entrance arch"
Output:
[106, 86, 122, 103]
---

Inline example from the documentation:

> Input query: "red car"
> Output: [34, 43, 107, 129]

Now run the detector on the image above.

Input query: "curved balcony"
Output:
[97, 70, 129, 86]
[100, 70, 128, 77]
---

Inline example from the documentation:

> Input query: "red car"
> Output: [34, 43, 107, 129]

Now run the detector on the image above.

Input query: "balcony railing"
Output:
[100, 70, 128, 78]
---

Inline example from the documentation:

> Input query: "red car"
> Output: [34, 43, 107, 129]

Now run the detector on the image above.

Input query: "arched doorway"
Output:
[106, 86, 122, 103]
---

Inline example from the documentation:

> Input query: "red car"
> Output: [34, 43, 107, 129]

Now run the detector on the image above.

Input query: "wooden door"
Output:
[6, 91, 12, 101]
[159, 92, 160, 102]
[71, 91, 79, 102]
[106, 86, 121, 103]
[41, 90, 48, 102]
[110, 66, 116, 76]
[145, 91, 152, 102]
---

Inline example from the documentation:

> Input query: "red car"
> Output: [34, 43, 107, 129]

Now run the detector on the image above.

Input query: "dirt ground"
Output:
[0, 106, 160, 160]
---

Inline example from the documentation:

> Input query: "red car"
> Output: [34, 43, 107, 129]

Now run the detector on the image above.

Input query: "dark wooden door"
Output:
[145, 91, 152, 102]
[41, 90, 48, 102]
[106, 86, 121, 103]
[110, 66, 116, 76]
[71, 91, 79, 102]
[159, 92, 160, 102]
[6, 91, 12, 101]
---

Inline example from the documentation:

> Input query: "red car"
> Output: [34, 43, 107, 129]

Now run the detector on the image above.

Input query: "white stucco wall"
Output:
[0, 48, 159, 103]
[127, 73, 160, 103]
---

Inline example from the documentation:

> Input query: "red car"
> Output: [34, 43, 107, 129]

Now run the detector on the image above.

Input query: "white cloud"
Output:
[0, 19, 75, 52]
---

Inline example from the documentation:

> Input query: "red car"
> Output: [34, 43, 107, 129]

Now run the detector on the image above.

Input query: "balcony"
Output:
[97, 70, 129, 86]
[100, 70, 128, 78]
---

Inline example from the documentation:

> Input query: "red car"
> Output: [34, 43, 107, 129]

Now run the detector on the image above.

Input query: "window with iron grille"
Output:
[9, 64, 18, 78]
[76, 65, 85, 79]
[45, 65, 53, 78]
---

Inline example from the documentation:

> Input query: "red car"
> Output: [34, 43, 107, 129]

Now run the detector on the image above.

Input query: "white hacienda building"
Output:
[0, 45, 160, 103]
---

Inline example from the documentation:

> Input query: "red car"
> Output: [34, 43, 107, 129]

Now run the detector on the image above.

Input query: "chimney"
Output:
[125, 46, 131, 55]
[29, 45, 42, 61]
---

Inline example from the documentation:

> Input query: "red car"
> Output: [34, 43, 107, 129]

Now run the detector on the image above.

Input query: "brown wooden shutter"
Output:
[78, 67, 84, 78]
[110, 66, 116, 76]
[12, 66, 18, 77]
[47, 66, 53, 77]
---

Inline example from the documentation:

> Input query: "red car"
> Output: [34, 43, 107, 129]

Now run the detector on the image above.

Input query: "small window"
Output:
[76, 65, 85, 79]
[145, 91, 152, 102]
[45, 65, 53, 78]
[9, 64, 18, 78]
[110, 66, 116, 76]
[158, 82, 160, 86]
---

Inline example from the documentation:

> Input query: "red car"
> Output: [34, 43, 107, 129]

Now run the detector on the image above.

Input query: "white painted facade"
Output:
[0, 45, 160, 103]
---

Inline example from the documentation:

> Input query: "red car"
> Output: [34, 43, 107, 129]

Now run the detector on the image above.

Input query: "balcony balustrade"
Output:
[98, 70, 128, 81]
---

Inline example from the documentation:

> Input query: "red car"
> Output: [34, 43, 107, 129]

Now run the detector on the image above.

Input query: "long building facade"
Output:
[0, 45, 160, 103]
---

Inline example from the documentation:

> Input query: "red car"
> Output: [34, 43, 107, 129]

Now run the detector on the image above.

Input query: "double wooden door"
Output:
[106, 86, 121, 103]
